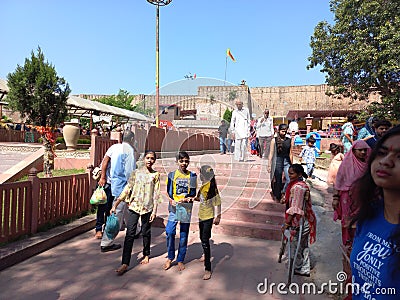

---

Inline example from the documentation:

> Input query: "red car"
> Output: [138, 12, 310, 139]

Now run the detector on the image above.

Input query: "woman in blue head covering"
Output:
[357, 116, 377, 147]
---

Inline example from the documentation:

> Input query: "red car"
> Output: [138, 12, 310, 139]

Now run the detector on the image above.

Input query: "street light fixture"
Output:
[147, 0, 172, 127]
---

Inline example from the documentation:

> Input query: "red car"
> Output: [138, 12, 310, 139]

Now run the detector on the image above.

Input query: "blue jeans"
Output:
[306, 163, 314, 177]
[227, 138, 233, 153]
[272, 156, 291, 200]
[95, 184, 114, 232]
[166, 218, 190, 262]
[219, 137, 227, 153]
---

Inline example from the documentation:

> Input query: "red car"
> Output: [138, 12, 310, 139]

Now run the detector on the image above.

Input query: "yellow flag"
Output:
[226, 48, 236, 62]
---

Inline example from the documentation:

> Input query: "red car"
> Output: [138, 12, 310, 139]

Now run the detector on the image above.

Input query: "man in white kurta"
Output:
[230, 100, 250, 161]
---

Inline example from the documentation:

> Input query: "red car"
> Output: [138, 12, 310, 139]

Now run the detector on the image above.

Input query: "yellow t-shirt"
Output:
[198, 181, 221, 221]
[166, 170, 196, 202]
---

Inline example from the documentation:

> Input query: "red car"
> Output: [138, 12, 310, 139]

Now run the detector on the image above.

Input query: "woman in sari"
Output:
[332, 140, 371, 294]
[327, 143, 344, 187]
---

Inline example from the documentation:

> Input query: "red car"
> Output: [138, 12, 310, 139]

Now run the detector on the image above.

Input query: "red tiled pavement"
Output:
[0, 227, 333, 300]
[0, 153, 340, 299]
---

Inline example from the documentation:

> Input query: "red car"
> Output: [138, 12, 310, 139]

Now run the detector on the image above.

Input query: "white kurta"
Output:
[230, 107, 250, 161]
[230, 108, 250, 139]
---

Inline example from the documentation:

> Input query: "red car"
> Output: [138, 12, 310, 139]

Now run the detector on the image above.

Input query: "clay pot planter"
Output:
[63, 120, 80, 150]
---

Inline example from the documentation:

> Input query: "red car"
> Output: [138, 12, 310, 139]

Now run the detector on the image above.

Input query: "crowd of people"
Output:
[89, 106, 398, 297]
[325, 114, 398, 299]
[223, 106, 399, 297]
[93, 133, 221, 280]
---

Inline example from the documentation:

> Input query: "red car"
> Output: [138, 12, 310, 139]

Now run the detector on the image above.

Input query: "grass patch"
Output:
[318, 153, 331, 159]
[17, 168, 86, 181]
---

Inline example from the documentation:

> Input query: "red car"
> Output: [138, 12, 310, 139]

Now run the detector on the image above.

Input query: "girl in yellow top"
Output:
[194, 165, 222, 280]
[111, 150, 163, 275]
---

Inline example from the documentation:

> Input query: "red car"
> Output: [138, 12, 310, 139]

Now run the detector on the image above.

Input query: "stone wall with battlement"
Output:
[249, 84, 380, 117]
[80, 84, 381, 121]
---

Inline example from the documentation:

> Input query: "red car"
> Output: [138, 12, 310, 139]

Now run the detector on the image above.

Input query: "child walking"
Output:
[194, 165, 221, 280]
[299, 135, 320, 178]
[282, 164, 316, 277]
[164, 151, 197, 271]
[111, 150, 163, 275]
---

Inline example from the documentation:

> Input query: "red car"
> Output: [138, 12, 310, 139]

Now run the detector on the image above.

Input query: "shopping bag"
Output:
[105, 213, 120, 239]
[175, 203, 192, 223]
[89, 186, 107, 205]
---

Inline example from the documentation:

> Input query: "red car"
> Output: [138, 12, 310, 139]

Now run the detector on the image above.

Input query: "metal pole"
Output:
[155, 5, 160, 127]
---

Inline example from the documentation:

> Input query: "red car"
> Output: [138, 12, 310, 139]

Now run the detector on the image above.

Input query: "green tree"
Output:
[223, 108, 232, 123]
[93, 89, 134, 110]
[94, 89, 154, 116]
[7, 47, 70, 127]
[7, 47, 70, 176]
[307, 0, 400, 120]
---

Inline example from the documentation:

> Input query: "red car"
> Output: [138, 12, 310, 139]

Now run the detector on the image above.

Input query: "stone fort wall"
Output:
[81, 84, 380, 120]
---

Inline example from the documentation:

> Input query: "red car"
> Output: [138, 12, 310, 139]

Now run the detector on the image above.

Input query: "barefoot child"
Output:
[299, 135, 321, 178]
[111, 150, 163, 275]
[194, 165, 221, 280]
[164, 151, 197, 271]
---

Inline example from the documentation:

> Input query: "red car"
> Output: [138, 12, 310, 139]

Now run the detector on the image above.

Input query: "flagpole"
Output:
[224, 55, 228, 86]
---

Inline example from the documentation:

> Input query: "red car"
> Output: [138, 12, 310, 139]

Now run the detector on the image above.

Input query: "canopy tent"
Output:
[0, 78, 9, 100]
[67, 95, 153, 123]
[0, 78, 153, 124]
[285, 109, 360, 120]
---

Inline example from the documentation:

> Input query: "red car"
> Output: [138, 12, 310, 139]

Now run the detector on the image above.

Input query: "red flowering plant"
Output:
[36, 126, 58, 177]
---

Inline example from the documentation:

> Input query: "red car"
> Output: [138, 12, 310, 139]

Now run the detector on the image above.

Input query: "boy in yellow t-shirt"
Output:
[164, 151, 197, 272]
[194, 165, 221, 280]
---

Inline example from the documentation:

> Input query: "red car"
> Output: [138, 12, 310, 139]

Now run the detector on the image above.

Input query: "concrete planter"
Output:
[63, 120, 80, 150]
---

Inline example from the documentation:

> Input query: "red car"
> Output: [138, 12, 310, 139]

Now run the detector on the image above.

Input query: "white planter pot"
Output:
[63, 121, 80, 150]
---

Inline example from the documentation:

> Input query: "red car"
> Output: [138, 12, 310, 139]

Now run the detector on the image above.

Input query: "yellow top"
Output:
[198, 181, 221, 221]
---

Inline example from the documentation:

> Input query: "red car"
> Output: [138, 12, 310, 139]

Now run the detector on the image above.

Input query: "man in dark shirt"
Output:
[218, 120, 229, 154]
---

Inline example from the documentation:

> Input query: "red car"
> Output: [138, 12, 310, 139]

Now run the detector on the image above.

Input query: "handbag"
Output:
[104, 213, 120, 239]
[89, 186, 107, 205]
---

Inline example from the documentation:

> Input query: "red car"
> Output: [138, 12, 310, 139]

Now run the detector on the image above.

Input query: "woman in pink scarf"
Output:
[332, 140, 371, 298]
[333, 140, 371, 243]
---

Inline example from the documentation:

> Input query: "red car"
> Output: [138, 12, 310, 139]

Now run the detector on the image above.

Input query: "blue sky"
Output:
[1, 0, 334, 95]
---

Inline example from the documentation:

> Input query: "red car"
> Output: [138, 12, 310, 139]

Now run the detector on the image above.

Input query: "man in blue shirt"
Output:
[100, 130, 137, 252]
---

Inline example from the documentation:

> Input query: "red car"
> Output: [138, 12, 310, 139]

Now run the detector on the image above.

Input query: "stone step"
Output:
[154, 159, 268, 170]
[152, 216, 283, 241]
[154, 162, 269, 178]
[221, 207, 284, 225]
[153, 156, 283, 241]
[159, 182, 274, 209]
[230, 197, 284, 211]
[153, 194, 285, 236]
[213, 219, 282, 241]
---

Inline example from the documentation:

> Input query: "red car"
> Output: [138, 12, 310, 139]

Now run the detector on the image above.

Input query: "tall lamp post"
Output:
[147, 0, 172, 128]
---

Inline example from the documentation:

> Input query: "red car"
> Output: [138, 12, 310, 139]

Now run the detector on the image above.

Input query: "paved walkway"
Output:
[0, 227, 332, 300]
[0, 142, 43, 183]
[0, 153, 341, 299]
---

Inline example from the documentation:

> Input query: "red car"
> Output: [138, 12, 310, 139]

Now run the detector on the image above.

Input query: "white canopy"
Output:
[67, 95, 153, 123]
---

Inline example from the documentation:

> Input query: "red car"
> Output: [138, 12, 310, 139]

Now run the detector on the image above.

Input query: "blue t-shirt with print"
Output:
[350, 202, 400, 299]
[299, 145, 320, 164]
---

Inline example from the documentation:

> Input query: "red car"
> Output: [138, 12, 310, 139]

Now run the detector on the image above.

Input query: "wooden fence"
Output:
[0, 128, 42, 143]
[0, 169, 91, 243]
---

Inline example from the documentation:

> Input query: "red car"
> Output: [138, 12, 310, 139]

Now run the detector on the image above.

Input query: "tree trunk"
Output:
[42, 134, 54, 177]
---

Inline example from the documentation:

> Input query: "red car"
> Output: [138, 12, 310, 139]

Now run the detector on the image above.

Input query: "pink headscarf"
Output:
[335, 140, 371, 191]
